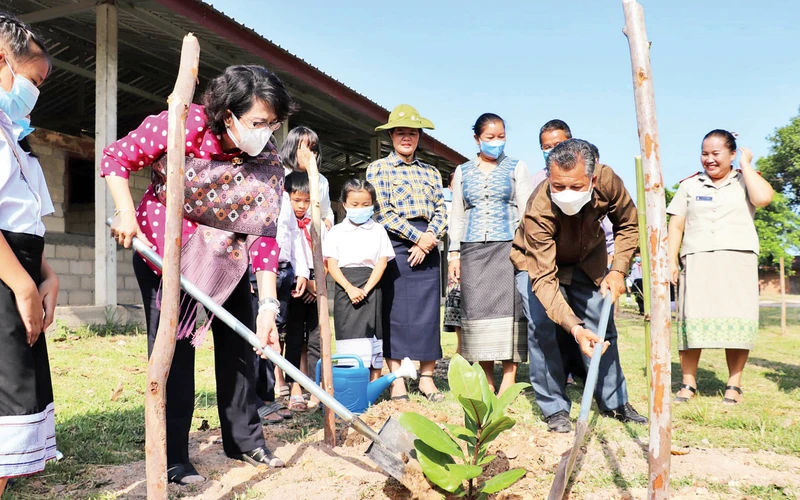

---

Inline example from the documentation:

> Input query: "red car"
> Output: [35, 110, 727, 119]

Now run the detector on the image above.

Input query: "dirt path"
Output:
[56, 399, 800, 499]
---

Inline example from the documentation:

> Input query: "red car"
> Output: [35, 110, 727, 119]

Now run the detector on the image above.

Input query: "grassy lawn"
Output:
[4, 306, 800, 498]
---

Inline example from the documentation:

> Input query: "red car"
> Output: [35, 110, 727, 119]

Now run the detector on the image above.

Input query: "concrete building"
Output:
[2, 0, 467, 325]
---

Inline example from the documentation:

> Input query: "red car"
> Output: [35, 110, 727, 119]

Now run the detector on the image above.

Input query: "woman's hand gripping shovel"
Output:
[109, 219, 421, 488]
[548, 293, 615, 500]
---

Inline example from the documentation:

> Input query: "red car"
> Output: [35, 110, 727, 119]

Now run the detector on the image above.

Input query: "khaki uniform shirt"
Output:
[510, 164, 639, 332]
[667, 170, 759, 257]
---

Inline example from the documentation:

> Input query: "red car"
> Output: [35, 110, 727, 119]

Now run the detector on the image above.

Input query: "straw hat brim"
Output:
[375, 117, 435, 131]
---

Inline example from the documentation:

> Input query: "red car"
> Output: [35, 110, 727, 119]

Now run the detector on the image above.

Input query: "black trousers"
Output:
[134, 254, 265, 465]
[633, 278, 645, 314]
[284, 296, 321, 384]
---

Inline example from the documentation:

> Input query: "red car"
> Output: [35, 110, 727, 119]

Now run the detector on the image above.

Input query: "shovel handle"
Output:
[577, 293, 614, 423]
[107, 218, 357, 423]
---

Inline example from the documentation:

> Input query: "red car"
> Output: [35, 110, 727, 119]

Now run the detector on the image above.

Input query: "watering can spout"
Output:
[367, 357, 417, 404]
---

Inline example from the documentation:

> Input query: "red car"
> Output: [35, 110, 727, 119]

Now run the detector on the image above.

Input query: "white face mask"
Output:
[551, 181, 593, 216]
[226, 113, 273, 156]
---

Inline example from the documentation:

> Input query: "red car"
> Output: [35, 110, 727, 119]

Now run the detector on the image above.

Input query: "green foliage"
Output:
[664, 183, 679, 208]
[757, 110, 800, 210]
[398, 355, 530, 499]
[754, 191, 800, 268]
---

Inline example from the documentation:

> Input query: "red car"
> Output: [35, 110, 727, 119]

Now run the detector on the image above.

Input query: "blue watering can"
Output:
[316, 355, 417, 414]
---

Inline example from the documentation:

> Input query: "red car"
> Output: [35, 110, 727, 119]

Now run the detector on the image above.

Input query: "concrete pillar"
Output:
[94, 2, 118, 306]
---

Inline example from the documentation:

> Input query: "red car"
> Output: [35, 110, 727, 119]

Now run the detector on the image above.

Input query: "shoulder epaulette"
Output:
[679, 172, 700, 183]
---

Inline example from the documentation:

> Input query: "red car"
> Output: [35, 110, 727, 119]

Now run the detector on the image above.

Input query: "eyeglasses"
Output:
[240, 116, 283, 131]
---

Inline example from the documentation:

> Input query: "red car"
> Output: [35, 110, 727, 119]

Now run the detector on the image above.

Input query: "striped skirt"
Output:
[459, 241, 527, 362]
[677, 250, 759, 350]
[0, 231, 56, 479]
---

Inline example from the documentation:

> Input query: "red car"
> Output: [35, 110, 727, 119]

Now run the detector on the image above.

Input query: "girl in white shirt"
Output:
[0, 13, 59, 495]
[323, 179, 394, 381]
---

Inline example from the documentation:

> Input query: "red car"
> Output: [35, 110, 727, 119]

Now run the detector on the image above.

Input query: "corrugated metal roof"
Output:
[1, 0, 467, 173]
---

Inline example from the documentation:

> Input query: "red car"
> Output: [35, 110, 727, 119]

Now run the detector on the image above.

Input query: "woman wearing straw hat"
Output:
[366, 104, 447, 402]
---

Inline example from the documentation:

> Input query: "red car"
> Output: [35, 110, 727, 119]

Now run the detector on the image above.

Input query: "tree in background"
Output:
[755, 109, 800, 268]
[758, 110, 800, 210]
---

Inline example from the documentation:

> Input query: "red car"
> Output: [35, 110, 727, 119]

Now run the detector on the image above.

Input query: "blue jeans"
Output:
[515, 269, 629, 418]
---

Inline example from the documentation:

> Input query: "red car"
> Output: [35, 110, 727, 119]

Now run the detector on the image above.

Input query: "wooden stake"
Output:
[635, 156, 652, 417]
[780, 257, 787, 335]
[305, 155, 336, 446]
[145, 34, 200, 499]
[622, 3, 672, 499]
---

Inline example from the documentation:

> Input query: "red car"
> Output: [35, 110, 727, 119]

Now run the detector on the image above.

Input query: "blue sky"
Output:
[214, 0, 799, 191]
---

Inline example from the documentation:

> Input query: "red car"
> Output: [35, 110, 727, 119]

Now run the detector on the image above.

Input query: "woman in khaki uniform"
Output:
[667, 129, 773, 405]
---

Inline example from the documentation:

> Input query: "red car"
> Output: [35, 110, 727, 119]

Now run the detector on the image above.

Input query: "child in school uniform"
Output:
[282, 172, 322, 411]
[323, 179, 395, 381]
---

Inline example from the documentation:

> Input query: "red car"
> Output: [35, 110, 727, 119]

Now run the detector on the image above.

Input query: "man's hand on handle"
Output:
[600, 270, 627, 303]
[571, 325, 611, 358]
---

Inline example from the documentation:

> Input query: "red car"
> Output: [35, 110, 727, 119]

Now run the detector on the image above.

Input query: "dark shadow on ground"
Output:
[669, 361, 727, 397]
[748, 357, 800, 393]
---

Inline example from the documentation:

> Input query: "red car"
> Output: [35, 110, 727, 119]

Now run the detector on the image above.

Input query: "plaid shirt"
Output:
[366, 151, 447, 243]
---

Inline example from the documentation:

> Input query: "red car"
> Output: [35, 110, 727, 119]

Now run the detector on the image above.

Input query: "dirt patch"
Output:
[33, 399, 800, 499]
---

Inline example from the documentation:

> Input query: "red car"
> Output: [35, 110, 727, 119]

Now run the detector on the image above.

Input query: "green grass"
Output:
[5, 305, 800, 498]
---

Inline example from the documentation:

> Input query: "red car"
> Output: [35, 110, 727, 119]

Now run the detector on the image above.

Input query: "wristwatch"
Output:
[258, 296, 280, 314]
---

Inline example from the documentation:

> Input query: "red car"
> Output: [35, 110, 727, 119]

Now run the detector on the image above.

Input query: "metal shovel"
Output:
[115, 225, 417, 484]
[548, 293, 614, 500]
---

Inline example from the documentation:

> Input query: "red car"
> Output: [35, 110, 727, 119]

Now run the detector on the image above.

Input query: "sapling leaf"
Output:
[399, 412, 463, 458]
[473, 363, 497, 414]
[444, 463, 483, 481]
[447, 354, 482, 401]
[458, 396, 488, 426]
[493, 382, 530, 418]
[479, 416, 516, 448]
[477, 454, 496, 466]
[479, 468, 526, 494]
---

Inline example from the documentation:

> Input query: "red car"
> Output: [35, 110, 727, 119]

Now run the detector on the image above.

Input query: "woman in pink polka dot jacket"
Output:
[101, 66, 296, 483]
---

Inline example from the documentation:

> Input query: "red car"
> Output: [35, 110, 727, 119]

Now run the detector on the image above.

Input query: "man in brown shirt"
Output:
[511, 138, 647, 432]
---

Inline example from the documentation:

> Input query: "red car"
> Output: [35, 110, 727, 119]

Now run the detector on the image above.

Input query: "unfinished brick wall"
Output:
[27, 129, 145, 306]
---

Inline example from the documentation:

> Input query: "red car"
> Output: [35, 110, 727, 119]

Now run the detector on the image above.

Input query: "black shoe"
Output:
[167, 462, 206, 485]
[237, 445, 285, 468]
[601, 402, 648, 425]
[545, 411, 572, 433]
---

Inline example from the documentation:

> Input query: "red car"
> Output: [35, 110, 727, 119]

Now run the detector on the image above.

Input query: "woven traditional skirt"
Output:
[443, 279, 461, 332]
[381, 220, 442, 361]
[0, 231, 56, 479]
[459, 241, 528, 362]
[677, 250, 759, 350]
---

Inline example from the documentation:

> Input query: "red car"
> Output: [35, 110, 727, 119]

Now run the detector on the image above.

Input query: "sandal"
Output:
[391, 395, 410, 401]
[275, 385, 290, 398]
[288, 395, 309, 412]
[722, 385, 743, 405]
[258, 401, 292, 425]
[673, 384, 697, 403]
[418, 374, 445, 403]
[167, 462, 206, 485]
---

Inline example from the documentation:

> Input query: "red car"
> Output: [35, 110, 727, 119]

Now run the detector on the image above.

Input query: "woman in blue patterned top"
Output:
[448, 113, 533, 395]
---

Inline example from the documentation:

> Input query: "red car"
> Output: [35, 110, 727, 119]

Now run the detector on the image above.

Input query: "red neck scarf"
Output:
[296, 216, 313, 249]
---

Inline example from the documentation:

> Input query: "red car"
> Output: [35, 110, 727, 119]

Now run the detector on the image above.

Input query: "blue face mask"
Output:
[479, 140, 505, 160]
[442, 187, 452, 202]
[346, 206, 374, 225]
[543, 150, 551, 163]
[634, 256, 641, 263]
[14, 116, 34, 140]
[0, 60, 40, 123]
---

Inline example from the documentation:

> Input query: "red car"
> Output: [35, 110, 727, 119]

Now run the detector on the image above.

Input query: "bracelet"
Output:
[570, 325, 582, 344]
[258, 296, 280, 314]
[113, 208, 135, 218]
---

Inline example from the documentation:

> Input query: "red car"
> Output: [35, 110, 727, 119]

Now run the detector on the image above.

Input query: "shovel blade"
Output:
[548, 421, 589, 500]
[365, 417, 417, 482]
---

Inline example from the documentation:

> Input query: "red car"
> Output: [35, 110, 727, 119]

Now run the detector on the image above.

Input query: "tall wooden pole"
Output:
[145, 35, 200, 499]
[305, 155, 336, 445]
[622, 2, 671, 499]
[635, 156, 652, 417]
[780, 257, 787, 335]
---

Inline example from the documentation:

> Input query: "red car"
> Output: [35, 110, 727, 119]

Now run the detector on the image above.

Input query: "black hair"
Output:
[0, 13, 51, 72]
[546, 138, 596, 177]
[280, 125, 322, 172]
[472, 113, 505, 137]
[202, 65, 298, 136]
[340, 178, 377, 206]
[588, 143, 600, 162]
[703, 129, 737, 153]
[285, 171, 310, 195]
[539, 119, 572, 146]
